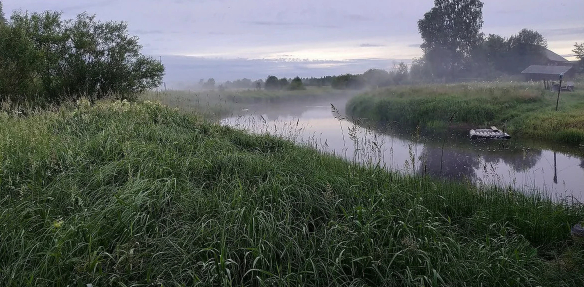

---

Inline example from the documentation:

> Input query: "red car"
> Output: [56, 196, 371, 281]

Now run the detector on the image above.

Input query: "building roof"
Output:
[521, 65, 573, 75]
[544, 49, 569, 62]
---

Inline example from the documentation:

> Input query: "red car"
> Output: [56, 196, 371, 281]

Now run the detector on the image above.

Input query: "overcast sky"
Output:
[3, 0, 583, 85]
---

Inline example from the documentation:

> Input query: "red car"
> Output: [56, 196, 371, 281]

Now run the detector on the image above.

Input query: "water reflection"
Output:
[221, 99, 584, 202]
[417, 146, 481, 181]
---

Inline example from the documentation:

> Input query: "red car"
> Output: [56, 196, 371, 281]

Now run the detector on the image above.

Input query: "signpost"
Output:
[555, 73, 563, 111]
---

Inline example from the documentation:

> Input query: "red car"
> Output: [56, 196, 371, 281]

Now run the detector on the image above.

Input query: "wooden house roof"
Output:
[521, 65, 573, 75]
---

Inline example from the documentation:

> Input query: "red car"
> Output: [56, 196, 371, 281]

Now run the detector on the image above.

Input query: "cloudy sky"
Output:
[3, 0, 583, 85]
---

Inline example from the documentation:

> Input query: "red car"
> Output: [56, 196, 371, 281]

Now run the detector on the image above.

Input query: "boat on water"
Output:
[469, 126, 511, 140]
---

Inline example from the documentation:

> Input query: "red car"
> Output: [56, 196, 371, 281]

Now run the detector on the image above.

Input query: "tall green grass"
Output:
[346, 82, 584, 145]
[0, 99, 583, 286]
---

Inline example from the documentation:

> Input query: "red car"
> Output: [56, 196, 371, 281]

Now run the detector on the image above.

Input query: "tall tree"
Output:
[574, 43, 584, 72]
[362, 69, 391, 87]
[289, 76, 305, 90]
[418, 0, 484, 81]
[0, 1, 5, 24]
[506, 29, 547, 73]
[265, 75, 280, 90]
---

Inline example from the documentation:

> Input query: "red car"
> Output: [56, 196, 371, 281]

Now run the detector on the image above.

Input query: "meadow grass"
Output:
[1, 99, 583, 286]
[346, 82, 584, 146]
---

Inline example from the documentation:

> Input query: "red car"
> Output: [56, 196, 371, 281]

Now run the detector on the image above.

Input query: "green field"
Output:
[346, 81, 584, 146]
[1, 99, 583, 286]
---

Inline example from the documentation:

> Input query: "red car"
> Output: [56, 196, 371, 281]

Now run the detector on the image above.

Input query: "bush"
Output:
[0, 10, 164, 108]
[289, 76, 306, 90]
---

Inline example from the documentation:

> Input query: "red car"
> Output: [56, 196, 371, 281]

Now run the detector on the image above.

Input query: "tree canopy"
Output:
[0, 1, 5, 24]
[574, 43, 584, 73]
[418, 0, 484, 80]
[289, 76, 305, 90]
[264, 76, 280, 90]
[0, 10, 164, 107]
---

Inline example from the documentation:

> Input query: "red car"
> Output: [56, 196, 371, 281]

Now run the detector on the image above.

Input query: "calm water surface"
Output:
[221, 97, 584, 202]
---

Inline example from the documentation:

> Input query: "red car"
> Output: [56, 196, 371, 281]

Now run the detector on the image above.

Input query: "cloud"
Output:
[246, 21, 339, 29]
[344, 14, 372, 22]
[359, 44, 385, 47]
[408, 44, 421, 48]
[60, 0, 117, 13]
[542, 27, 584, 36]
[130, 29, 167, 35]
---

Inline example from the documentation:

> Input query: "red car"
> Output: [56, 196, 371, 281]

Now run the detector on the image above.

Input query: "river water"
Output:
[220, 96, 584, 203]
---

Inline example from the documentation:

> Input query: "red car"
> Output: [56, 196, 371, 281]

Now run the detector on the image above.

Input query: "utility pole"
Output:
[555, 73, 563, 111]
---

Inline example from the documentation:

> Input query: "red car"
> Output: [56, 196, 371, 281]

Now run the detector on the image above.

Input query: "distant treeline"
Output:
[202, 64, 411, 92]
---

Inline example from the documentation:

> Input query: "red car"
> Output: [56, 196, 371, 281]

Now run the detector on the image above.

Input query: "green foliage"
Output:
[362, 69, 391, 87]
[393, 62, 409, 85]
[574, 43, 584, 73]
[331, 74, 366, 90]
[289, 76, 306, 90]
[264, 75, 280, 90]
[0, 100, 582, 285]
[0, 1, 5, 24]
[347, 82, 584, 145]
[202, 78, 215, 90]
[418, 0, 484, 80]
[505, 29, 548, 73]
[0, 10, 164, 107]
[278, 77, 289, 89]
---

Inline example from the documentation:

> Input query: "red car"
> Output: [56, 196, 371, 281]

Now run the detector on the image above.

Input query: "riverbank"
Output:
[346, 82, 584, 146]
[1, 99, 583, 286]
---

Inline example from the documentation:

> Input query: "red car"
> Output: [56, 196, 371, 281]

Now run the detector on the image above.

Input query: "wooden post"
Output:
[553, 152, 558, 184]
[555, 74, 563, 111]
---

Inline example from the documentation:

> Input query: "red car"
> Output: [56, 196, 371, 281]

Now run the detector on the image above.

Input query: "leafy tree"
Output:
[418, 0, 484, 81]
[331, 74, 365, 90]
[0, 10, 164, 106]
[409, 57, 432, 82]
[203, 78, 215, 90]
[289, 76, 305, 90]
[265, 75, 280, 90]
[278, 78, 289, 89]
[506, 29, 547, 73]
[392, 62, 409, 85]
[481, 34, 508, 73]
[255, 79, 263, 90]
[0, 1, 5, 24]
[362, 69, 391, 87]
[573, 43, 584, 73]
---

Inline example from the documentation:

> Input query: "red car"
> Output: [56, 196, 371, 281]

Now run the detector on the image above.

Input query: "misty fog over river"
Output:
[221, 96, 584, 203]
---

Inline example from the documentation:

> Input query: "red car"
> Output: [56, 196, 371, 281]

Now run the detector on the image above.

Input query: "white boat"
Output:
[469, 126, 511, 140]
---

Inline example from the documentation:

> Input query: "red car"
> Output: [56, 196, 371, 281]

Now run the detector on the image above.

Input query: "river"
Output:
[220, 96, 584, 203]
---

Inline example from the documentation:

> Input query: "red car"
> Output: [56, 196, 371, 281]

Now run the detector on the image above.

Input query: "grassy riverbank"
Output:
[346, 82, 584, 145]
[1, 99, 583, 286]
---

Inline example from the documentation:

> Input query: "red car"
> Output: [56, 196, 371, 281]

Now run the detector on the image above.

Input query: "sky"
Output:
[2, 0, 584, 86]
